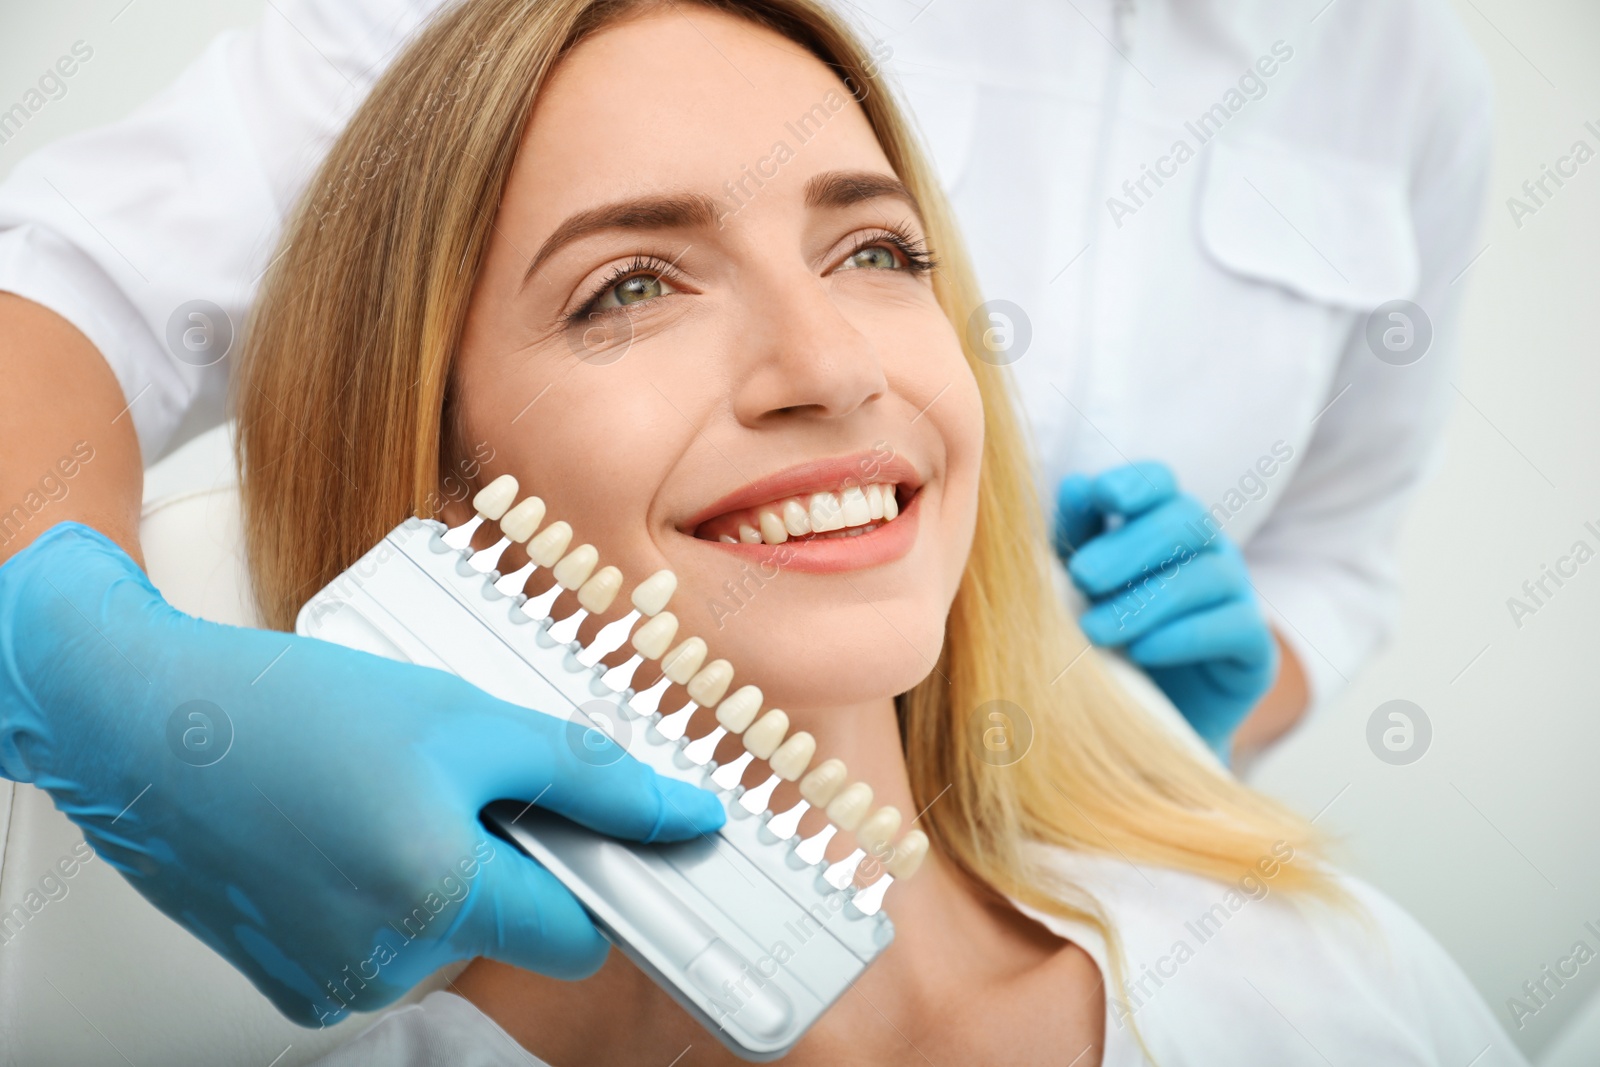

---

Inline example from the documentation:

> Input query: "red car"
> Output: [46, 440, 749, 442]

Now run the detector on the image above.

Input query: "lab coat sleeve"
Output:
[1241, 30, 1494, 714]
[0, 0, 436, 462]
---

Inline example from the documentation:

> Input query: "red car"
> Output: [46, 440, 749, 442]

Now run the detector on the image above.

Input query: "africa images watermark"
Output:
[1505, 119, 1600, 230]
[1110, 840, 1297, 1025]
[1505, 918, 1600, 1031]
[0, 40, 94, 148]
[713, 38, 893, 230]
[1105, 40, 1295, 228]
[1504, 519, 1600, 630]
[0, 440, 97, 548]
[311, 839, 499, 1027]
[0, 840, 97, 949]
[1100, 441, 1295, 634]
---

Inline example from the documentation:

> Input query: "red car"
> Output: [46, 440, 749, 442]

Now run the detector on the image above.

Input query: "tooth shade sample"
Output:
[738, 523, 762, 544]
[839, 486, 871, 527]
[798, 758, 847, 807]
[576, 566, 622, 613]
[865, 484, 885, 520]
[882, 488, 899, 520]
[808, 493, 844, 532]
[686, 659, 734, 706]
[473, 475, 519, 519]
[768, 731, 816, 780]
[630, 611, 678, 659]
[499, 496, 547, 542]
[825, 782, 873, 831]
[527, 521, 573, 567]
[886, 829, 930, 879]
[781, 500, 811, 537]
[552, 544, 599, 589]
[757, 510, 788, 545]
[855, 806, 903, 853]
[742, 709, 789, 758]
[630, 569, 677, 615]
[715, 685, 763, 733]
[661, 637, 708, 685]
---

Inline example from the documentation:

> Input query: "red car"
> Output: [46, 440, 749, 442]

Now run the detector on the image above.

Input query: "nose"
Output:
[730, 266, 888, 425]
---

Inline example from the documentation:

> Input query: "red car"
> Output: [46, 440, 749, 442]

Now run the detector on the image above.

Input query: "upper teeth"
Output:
[714, 483, 901, 546]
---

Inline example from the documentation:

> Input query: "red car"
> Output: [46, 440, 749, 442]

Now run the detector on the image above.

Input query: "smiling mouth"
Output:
[693, 482, 908, 546]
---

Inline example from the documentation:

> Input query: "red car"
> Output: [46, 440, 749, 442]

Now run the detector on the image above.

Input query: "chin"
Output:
[694, 593, 950, 711]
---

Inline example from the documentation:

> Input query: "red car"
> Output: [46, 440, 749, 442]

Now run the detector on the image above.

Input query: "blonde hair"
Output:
[235, 0, 1336, 1020]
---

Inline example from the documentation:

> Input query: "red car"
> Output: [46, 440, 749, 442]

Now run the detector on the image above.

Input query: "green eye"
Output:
[595, 273, 670, 309]
[839, 245, 902, 271]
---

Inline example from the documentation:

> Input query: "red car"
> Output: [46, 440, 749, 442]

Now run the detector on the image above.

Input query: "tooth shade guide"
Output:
[546, 607, 588, 644]
[305, 504, 906, 1057]
[766, 798, 809, 839]
[627, 674, 672, 717]
[656, 700, 700, 741]
[850, 874, 892, 915]
[712, 751, 755, 790]
[577, 609, 642, 666]
[794, 823, 837, 866]
[824, 848, 866, 890]
[739, 774, 781, 814]
[494, 559, 538, 596]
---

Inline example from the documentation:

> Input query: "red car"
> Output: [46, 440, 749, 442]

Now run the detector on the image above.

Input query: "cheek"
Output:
[933, 370, 985, 583]
[453, 355, 685, 571]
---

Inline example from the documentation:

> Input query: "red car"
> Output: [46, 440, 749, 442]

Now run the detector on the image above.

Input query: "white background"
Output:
[1, 0, 1596, 1061]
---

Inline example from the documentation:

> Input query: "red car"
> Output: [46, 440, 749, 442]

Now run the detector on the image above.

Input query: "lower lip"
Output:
[691, 490, 923, 574]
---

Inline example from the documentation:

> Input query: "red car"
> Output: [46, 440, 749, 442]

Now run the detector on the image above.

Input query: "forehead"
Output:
[511, 7, 894, 226]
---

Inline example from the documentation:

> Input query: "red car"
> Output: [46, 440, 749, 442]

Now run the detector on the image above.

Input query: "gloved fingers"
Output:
[1078, 552, 1249, 647]
[451, 706, 726, 844]
[1053, 473, 1104, 558]
[457, 839, 611, 980]
[1125, 598, 1276, 669]
[1086, 461, 1178, 518]
[1068, 496, 1216, 596]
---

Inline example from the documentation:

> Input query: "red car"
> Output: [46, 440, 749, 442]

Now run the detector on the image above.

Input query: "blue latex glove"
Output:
[1054, 462, 1279, 760]
[0, 521, 724, 1027]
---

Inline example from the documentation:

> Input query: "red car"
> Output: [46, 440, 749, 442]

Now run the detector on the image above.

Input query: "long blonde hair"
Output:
[235, 0, 1335, 1010]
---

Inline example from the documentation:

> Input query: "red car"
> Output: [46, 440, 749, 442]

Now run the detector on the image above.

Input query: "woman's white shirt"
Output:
[0, 0, 1491, 715]
[306, 849, 1528, 1067]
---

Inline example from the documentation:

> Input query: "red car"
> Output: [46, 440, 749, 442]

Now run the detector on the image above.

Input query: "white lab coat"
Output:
[0, 0, 1491, 712]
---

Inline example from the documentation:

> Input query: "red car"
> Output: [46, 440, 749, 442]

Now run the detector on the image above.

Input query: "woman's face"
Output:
[451, 7, 983, 710]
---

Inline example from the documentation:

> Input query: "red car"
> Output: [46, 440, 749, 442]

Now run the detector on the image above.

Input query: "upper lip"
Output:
[679, 450, 923, 533]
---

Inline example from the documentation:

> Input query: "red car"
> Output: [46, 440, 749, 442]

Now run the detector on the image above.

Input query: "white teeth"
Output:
[865, 483, 885, 521]
[706, 483, 902, 545]
[757, 509, 788, 545]
[630, 611, 678, 659]
[809, 493, 845, 533]
[839, 486, 870, 527]
[782, 499, 812, 537]
[500, 496, 546, 542]
[630, 569, 677, 616]
[473, 475, 519, 520]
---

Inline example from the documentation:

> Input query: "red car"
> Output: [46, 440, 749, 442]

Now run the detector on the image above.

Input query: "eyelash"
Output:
[565, 227, 937, 325]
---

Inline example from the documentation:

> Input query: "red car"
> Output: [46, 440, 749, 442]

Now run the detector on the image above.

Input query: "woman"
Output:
[235, 0, 1520, 1063]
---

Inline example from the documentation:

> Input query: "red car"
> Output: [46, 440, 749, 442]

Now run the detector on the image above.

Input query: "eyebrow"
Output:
[803, 170, 922, 219]
[519, 170, 923, 289]
[522, 193, 721, 286]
